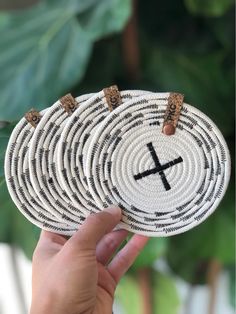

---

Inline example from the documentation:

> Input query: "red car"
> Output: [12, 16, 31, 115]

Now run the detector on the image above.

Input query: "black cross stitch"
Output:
[134, 142, 183, 191]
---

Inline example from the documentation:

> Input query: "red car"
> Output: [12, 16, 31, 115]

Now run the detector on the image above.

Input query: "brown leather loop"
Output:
[162, 93, 184, 135]
[103, 85, 122, 111]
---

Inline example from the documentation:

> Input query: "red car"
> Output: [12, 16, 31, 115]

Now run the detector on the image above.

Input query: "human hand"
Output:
[30, 206, 148, 314]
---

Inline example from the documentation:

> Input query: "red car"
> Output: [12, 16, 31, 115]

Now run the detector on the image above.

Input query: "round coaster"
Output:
[4, 110, 77, 235]
[57, 88, 152, 215]
[28, 93, 93, 225]
[85, 93, 231, 236]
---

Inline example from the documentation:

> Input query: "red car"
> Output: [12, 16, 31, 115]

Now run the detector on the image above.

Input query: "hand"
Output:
[30, 206, 148, 314]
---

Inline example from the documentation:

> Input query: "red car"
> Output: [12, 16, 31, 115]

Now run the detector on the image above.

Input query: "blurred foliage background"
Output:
[0, 0, 234, 313]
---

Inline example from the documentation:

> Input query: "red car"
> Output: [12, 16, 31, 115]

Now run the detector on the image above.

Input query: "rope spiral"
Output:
[5, 88, 231, 236]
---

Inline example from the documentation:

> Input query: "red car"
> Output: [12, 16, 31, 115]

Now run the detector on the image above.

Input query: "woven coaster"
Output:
[4, 90, 231, 237]
[28, 94, 93, 225]
[85, 93, 231, 236]
[56, 89, 151, 216]
[4, 109, 77, 235]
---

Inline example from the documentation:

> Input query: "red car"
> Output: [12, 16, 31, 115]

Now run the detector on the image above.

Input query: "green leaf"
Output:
[144, 48, 234, 136]
[184, 0, 234, 17]
[0, 0, 131, 121]
[0, 177, 40, 259]
[153, 272, 180, 314]
[131, 238, 168, 271]
[0, 5, 91, 121]
[78, 0, 131, 40]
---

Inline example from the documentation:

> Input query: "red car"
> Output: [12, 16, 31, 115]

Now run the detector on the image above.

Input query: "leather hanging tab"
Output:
[103, 85, 122, 111]
[25, 109, 41, 128]
[60, 93, 78, 115]
[162, 93, 184, 135]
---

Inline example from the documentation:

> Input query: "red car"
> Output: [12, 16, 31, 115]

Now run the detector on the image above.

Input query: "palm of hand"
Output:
[31, 210, 148, 314]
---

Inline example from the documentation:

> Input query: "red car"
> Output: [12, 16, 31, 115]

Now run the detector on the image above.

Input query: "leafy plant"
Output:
[184, 0, 234, 16]
[0, 0, 131, 121]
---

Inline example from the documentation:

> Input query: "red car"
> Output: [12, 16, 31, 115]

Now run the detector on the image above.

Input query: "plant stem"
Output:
[122, 0, 140, 81]
[137, 268, 152, 314]
[207, 259, 222, 314]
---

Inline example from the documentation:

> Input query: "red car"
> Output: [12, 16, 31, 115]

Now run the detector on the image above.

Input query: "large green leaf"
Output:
[184, 0, 234, 17]
[0, 0, 131, 121]
[78, 0, 131, 40]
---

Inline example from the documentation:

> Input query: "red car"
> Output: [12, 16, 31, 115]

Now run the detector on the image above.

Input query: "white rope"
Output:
[4, 110, 76, 235]
[28, 94, 93, 227]
[56, 90, 152, 216]
[4, 89, 231, 236]
[85, 93, 230, 236]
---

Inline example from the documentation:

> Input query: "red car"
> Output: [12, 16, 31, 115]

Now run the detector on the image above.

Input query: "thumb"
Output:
[68, 206, 122, 250]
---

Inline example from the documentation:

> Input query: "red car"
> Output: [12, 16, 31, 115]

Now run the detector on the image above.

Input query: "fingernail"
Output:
[103, 205, 121, 217]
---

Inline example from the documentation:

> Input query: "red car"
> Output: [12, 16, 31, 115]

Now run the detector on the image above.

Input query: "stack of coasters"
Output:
[4, 86, 231, 236]
[56, 88, 151, 215]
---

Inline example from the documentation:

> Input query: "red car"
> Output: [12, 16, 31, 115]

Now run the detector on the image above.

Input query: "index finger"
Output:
[67, 206, 122, 251]
[107, 234, 149, 283]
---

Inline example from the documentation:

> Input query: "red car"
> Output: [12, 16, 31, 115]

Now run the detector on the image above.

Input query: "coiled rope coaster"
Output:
[56, 88, 151, 216]
[85, 92, 230, 236]
[28, 93, 93, 227]
[4, 87, 231, 237]
[4, 109, 76, 235]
